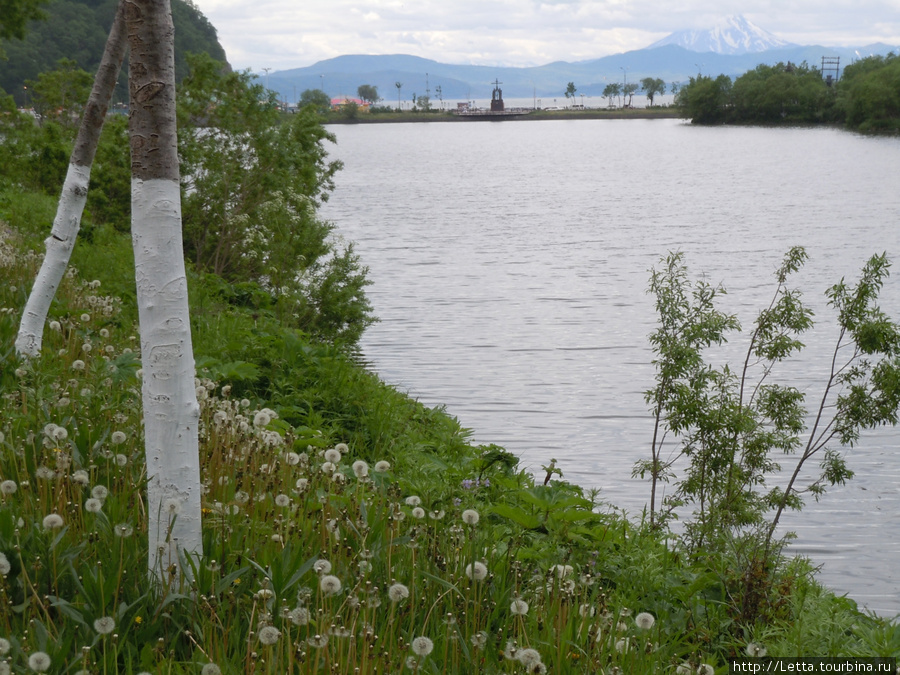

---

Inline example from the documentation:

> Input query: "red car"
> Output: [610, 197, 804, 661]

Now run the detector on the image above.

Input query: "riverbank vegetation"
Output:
[2, 55, 900, 673]
[676, 53, 900, 131]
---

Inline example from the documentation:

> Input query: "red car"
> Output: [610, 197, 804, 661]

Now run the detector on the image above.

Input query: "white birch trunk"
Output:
[16, 164, 91, 356]
[126, 0, 203, 581]
[15, 0, 127, 357]
[133, 177, 203, 581]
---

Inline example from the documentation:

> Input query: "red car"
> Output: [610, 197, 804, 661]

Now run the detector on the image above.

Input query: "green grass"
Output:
[1, 190, 898, 674]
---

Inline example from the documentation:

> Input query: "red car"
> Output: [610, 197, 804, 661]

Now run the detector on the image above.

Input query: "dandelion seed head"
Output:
[275, 494, 290, 507]
[676, 665, 693, 675]
[115, 454, 128, 467]
[404, 495, 421, 507]
[335, 442, 349, 454]
[516, 648, 542, 669]
[465, 561, 488, 581]
[411, 636, 434, 656]
[71, 360, 85, 371]
[163, 498, 182, 516]
[388, 583, 410, 602]
[470, 631, 488, 650]
[285, 452, 300, 466]
[0, 480, 17, 496]
[200, 664, 222, 675]
[746, 643, 767, 657]
[374, 460, 391, 472]
[461, 509, 480, 525]
[313, 559, 332, 575]
[510, 598, 529, 615]
[411, 507, 425, 519]
[111, 431, 127, 445]
[697, 665, 715, 675]
[635, 612, 655, 630]
[320, 574, 342, 595]
[91, 485, 108, 500]
[35, 466, 55, 480]
[552, 564, 574, 578]
[42, 513, 64, 530]
[0, 552, 10, 575]
[49, 320, 61, 331]
[289, 607, 310, 625]
[114, 523, 134, 538]
[257, 625, 280, 645]
[320, 461, 336, 474]
[84, 498, 102, 514]
[352, 460, 369, 478]
[28, 651, 51, 672]
[253, 411, 271, 428]
[93, 616, 115, 634]
[324, 448, 342, 464]
[615, 638, 630, 653]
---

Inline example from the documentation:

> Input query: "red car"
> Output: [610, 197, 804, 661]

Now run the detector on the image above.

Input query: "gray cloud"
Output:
[193, 0, 900, 71]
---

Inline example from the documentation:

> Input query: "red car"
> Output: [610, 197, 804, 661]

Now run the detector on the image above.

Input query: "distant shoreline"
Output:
[323, 107, 684, 124]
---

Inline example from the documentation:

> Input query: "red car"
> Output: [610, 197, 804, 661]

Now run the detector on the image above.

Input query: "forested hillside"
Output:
[0, 0, 226, 105]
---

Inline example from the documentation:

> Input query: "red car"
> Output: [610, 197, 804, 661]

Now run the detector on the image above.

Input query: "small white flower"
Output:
[411, 636, 433, 657]
[93, 616, 115, 634]
[462, 509, 480, 525]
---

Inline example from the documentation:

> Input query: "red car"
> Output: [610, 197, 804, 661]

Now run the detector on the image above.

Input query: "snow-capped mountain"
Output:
[649, 14, 796, 55]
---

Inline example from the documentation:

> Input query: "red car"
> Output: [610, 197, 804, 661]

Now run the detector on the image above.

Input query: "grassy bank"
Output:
[1, 186, 899, 674]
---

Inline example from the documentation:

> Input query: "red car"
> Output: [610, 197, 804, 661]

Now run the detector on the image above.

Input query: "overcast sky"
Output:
[190, 0, 900, 73]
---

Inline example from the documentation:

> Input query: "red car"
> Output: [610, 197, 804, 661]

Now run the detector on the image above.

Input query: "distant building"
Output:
[330, 97, 370, 112]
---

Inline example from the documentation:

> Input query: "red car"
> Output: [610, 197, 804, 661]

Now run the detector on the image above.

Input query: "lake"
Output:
[320, 118, 900, 616]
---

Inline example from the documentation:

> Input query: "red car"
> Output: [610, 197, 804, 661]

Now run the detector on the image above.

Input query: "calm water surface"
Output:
[321, 119, 900, 615]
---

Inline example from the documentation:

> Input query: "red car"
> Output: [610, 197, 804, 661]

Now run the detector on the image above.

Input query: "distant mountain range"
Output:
[267, 15, 898, 104]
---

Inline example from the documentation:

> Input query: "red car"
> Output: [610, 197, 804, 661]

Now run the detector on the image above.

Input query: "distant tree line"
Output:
[676, 54, 900, 132]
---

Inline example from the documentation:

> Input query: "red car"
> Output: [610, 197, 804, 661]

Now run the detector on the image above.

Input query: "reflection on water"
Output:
[322, 119, 900, 615]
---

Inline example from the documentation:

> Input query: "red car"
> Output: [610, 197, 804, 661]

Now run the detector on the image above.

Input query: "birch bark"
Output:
[15, 1, 127, 357]
[126, 0, 203, 581]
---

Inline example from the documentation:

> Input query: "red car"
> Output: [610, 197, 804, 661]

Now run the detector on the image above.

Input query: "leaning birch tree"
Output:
[15, 0, 127, 357]
[126, 0, 203, 581]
